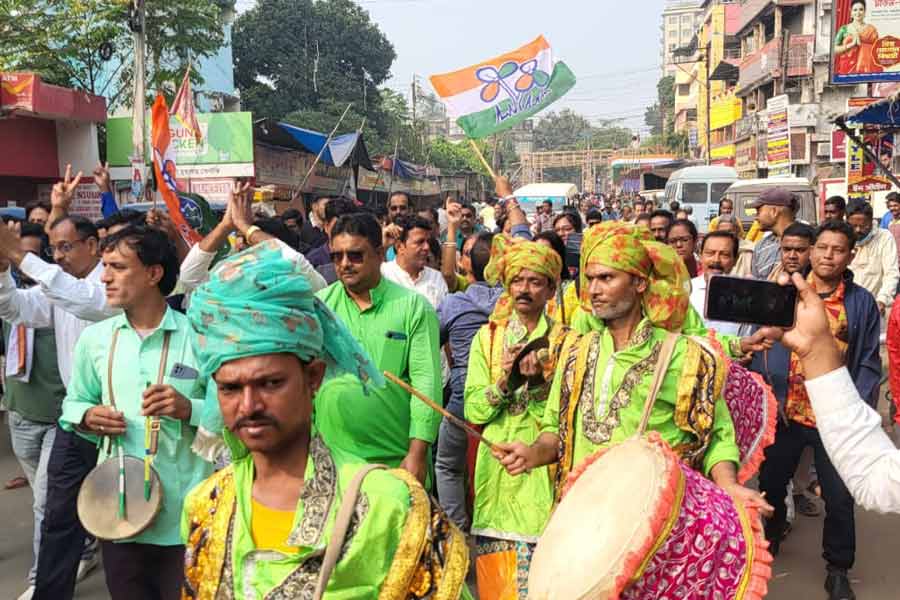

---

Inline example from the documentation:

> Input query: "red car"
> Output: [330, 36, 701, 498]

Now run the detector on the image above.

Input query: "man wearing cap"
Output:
[182, 240, 471, 599]
[494, 223, 772, 515]
[750, 188, 799, 281]
[463, 235, 573, 599]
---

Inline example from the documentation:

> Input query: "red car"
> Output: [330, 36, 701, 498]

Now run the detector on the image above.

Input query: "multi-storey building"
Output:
[661, 0, 706, 77]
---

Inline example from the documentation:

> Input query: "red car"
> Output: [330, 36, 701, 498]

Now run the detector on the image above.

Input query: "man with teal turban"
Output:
[182, 240, 471, 600]
[494, 223, 772, 517]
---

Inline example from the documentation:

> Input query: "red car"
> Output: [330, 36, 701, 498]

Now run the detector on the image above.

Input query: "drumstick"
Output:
[383, 371, 500, 452]
[144, 416, 152, 501]
[116, 438, 127, 520]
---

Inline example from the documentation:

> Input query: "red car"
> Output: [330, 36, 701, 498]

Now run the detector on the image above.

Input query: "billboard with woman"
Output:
[832, 0, 900, 84]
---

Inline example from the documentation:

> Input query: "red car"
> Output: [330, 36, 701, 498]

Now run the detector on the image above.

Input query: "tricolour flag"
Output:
[430, 35, 576, 139]
[170, 65, 203, 145]
[151, 94, 203, 246]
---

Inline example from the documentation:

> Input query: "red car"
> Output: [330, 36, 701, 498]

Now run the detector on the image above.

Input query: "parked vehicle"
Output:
[663, 166, 738, 232]
[721, 177, 817, 231]
[513, 183, 578, 216]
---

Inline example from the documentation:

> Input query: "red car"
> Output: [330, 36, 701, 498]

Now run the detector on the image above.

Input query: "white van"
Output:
[663, 166, 738, 232]
[513, 183, 578, 216]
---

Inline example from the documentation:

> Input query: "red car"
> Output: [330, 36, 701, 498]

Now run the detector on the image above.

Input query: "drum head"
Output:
[528, 437, 677, 600]
[77, 455, 163, 541]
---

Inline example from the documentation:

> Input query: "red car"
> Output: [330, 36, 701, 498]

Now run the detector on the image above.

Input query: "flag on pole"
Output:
[170, 64, 203, 145]
[151, 94, 203, 246]
[430, 35, 576, 139]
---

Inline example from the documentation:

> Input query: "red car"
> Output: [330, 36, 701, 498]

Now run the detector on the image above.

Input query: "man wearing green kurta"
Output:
[315, 213, 442, 487]
[464, 235, 572, 600]
[496, 222, 773, 516]
[182, 239, 470, 599]
[59, 226, 212, 599]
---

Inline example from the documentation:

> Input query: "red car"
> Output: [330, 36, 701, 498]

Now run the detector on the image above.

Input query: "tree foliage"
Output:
[234, 0, 395, 138]
[644, 75, 686, 154]
[0, 0, 226, 110]
[534, 109, 633, 152]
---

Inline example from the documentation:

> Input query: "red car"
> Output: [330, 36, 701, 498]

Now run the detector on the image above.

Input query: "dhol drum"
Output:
[77, 454, 163, 541]
[527, 433, 772, 600]
[722, 361, 778, 484]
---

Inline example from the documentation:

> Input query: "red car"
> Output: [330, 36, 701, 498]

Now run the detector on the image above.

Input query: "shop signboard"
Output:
[766, 95, 791, 177]
[831, 128, 848, 162]
[846, 97, 893, 201]
[106, 112, 255, 180]
[37, 183, 102, 221]
[831, 0, 900, 85]
[0, 73, 35, 111]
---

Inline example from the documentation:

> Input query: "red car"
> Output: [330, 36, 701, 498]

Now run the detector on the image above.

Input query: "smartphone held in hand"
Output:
[705, 275, 799, 328]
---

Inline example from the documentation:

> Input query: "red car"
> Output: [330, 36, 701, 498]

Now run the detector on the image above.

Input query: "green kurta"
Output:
[464, 314, 555, 543]
[181, 432, 472, 599]
[59, 308, 213, 546]
[542, 318, 740, 482]
[315, 277, 442, 471]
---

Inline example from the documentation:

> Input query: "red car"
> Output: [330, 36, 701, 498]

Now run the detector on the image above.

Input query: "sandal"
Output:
[4, 475, 28, 490]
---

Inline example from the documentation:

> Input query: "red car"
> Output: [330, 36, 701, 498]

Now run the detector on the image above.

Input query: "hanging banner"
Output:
[766, 95, 791, 178]
[831, 0, 900, 85]
[846, 97, 893, 201]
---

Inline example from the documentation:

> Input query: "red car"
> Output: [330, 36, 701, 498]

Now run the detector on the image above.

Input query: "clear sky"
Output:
[359, 0, 667, 137]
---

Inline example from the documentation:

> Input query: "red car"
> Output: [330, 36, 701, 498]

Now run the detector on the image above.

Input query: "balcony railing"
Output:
[738, 37, 781, 92]
[787, 34, 814, 77]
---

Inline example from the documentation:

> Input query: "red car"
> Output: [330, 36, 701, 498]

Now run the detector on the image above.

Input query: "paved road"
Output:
[2, 420, 898, 599]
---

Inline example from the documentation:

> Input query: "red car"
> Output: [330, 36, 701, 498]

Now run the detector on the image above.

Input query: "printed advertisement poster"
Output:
[766, 95, 791, 178]
[832, 0, 900, 84]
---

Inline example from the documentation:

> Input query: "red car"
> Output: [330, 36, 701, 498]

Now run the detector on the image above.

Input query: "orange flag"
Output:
[151, 94, 203, 245]
[170, 65, 203, 145]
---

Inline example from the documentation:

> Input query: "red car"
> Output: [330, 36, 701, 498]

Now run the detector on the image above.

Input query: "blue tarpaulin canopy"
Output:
[253, 119, 373, 170]
[843, 94, 900, 127]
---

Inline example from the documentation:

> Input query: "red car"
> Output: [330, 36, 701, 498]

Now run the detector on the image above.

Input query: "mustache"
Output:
[515, 294, 534, 303]
[708, 263, 725, 271]
[230, 412, 279, 432]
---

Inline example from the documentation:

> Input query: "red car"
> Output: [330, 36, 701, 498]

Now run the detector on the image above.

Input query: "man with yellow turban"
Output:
[181, 240, 471, 599]
[495, 223, 772, 515]
[463, 235, 574, 600]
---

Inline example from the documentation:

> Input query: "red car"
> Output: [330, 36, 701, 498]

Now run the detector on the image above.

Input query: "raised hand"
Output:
[229, 181, 254, 233]
[93, 162, 112, 194]
[51, 164, 82, 211]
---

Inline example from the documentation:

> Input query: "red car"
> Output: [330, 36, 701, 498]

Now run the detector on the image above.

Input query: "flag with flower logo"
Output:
[429, 36, 576, 139]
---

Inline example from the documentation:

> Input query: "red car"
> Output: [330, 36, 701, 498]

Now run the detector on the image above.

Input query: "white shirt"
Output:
[0, 255, 118, 385]
[381, 261, 448, 310]
[689, 274, 742, 336]
[849, 227, 899, 308]
[806, 367, 900, 514]
[179, 240, 326, 294]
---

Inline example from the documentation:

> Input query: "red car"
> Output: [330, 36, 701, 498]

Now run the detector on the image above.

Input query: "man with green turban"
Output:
[182, 240, 471, 600]
[463, 234, 575, 599]
[494, 223, 772, 515]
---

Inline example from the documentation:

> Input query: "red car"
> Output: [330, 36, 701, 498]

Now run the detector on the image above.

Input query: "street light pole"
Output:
[131, 0, 147, 190]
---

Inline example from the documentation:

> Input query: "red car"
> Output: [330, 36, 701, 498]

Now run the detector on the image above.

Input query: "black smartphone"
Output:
[705, 275, 798, 328]
[565, 232, 582, 273]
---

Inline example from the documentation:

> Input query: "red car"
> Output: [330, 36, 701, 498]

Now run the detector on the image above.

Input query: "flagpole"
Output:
[131, 0, 147, 204]
[386, 137, 399, 205]
[468, 139, 497, 180]
[294, 103, 353, 198]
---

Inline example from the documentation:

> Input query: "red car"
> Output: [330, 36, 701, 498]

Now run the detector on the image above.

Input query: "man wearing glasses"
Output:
[316, 212, 442, 488]
[0, 167, 119, 600]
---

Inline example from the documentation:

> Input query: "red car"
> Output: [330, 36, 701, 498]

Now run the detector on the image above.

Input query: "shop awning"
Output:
[253, 119, 373, 170]
[841, 94, 900, 127]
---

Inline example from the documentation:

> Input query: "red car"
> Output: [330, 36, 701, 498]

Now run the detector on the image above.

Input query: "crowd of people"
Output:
[2, 163, 900, 600]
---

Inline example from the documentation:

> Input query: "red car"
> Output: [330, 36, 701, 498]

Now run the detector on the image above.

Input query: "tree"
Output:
[534, 109, 594, 151]
[234, 0, 395, 137]
[644, 103, 662, 137]
[0, 0, 226, 110]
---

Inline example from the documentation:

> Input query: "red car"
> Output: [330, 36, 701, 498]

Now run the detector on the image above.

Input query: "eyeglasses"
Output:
[330, 250, 366, 264]
[46, 238, 88, 257]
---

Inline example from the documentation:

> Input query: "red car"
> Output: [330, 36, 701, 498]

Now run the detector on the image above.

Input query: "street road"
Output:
[1, 418, 898, 599]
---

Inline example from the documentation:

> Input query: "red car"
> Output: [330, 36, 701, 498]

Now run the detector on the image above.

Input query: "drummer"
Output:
[59, 225, 212, 599]
[463, 235, 573, 599]
[495, 223, 772, 513]
[182, 240, 471, 599]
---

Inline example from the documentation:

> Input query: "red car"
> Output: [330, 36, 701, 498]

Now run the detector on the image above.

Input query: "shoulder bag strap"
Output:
[312, 463, 387, 600]
[636, 332, 680, 437]
[106, 329, 172, 455]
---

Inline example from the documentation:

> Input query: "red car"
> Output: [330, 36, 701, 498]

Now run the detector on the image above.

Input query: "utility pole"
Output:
[131, 0, 147, 190]
[705, 41, 711, 166]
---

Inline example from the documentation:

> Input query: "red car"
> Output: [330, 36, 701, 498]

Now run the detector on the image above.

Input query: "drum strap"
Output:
[107, 328, 172, 456]
[636, 332, 679, 436]
[312, 463, 387, 600]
